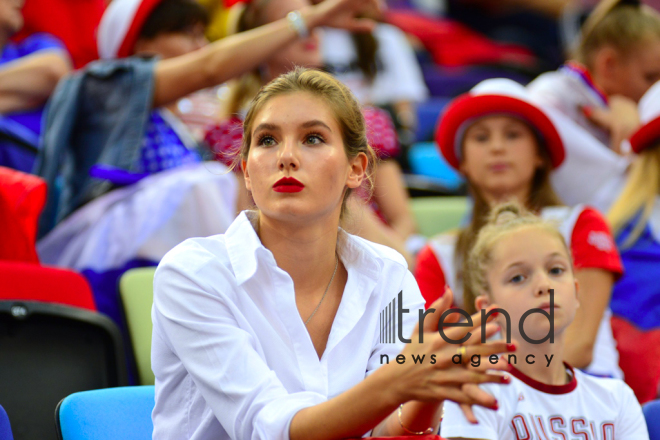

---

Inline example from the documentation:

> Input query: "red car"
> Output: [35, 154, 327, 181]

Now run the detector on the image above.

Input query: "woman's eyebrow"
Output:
[301, 120, 332, 132]
[253, 123, 279, 134]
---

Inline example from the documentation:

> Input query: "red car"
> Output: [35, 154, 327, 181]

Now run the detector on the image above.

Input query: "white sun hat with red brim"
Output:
[630, 80, 660, 154]
[435, 78, 566, 171]
[97, 0, 163, 59]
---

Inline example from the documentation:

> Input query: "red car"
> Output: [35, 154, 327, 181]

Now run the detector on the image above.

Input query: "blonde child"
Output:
[528, 0, 660, 153]
[440, 203, 648, 440]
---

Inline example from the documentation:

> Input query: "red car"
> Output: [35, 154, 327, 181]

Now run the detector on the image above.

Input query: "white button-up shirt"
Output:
[151, 211, 424, 440]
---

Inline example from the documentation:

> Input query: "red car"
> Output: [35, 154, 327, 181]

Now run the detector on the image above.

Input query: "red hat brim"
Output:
[630, 115, 660, 154]
[435, 94, 565, 170]
[116, 0, 163, 59]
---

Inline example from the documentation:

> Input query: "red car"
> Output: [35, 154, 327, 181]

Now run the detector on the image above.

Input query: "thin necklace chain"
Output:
[304, 253, 339, 325]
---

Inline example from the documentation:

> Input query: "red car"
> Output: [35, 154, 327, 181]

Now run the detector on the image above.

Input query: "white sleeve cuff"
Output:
[253, 391, 327, 440]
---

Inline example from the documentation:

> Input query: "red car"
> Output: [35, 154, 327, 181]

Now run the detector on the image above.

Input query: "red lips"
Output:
[273, 177, 304, 193]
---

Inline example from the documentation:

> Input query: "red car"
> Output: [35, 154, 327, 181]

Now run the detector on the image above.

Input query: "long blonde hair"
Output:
[608, 144, 660, 247]
[456, 129, 563, 314]
[238, 67, 378, 218]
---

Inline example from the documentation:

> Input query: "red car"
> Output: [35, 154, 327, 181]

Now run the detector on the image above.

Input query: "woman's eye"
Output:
[305, 134, 325, 145]
[257, 135, 276, 147]
[505, 130, 522, 140]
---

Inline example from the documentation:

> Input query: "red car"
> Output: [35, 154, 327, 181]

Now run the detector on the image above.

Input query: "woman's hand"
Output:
[304, 0, 383, 33]
[377, 287, 514, 419]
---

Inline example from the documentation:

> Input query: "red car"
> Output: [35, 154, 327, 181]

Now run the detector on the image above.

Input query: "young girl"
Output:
[528, 0, 660, 152]
[440, 203, 648, 440]
[607, 79, 660, 403]
[415, 78, 624, 378]
[151, 68, 513, 439]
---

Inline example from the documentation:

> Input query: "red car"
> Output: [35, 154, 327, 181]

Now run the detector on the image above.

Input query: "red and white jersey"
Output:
[414, 205, 624, 378]
[440, 364, 648, 440]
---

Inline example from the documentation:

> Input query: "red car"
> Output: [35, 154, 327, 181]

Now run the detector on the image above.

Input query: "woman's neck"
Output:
[508, 333, 568, 386]
[257, 212, 341, 294]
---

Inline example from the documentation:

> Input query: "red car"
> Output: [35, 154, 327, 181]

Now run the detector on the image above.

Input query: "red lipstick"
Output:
[273, 177, 304, 193]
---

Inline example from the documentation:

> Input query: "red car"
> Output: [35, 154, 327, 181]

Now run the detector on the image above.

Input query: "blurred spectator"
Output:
[11, 0, 104, 68]
[607, 80, 660, 403]
[0, 0, 71, 173]
[315, 0, 428, 144]
[529, 0, 660, 152]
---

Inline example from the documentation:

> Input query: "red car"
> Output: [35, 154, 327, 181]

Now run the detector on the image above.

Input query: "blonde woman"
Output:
[152, 68, 514, 439]
[204, 0, 421, 266]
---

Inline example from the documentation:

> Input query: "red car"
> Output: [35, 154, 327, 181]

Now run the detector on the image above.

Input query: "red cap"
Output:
[435, 79, 565, 170]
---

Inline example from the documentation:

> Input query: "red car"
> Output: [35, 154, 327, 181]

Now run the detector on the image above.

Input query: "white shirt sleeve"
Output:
[152, 255, 326, 440]
[370, 24, 429, 105]
[440, 390, 502, 440]
[616, 382, 650, 439]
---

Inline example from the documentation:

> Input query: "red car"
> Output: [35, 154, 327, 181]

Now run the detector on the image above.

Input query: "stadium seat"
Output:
[55, 386, 154, 440]
[0, 404, 14, 440]
[644, 399, 660, 440]
[0, 166, 46, 262]
[0, 261, 96, 311]
[410, 196, 469, 237]
[0, 301, 127, 440]
[415, 98, 450, 143]
[120, 267, 157, 385]
[407, 142, 464, 191]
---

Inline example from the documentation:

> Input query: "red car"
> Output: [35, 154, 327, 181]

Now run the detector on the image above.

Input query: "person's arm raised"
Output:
[152, 0, 380, 108]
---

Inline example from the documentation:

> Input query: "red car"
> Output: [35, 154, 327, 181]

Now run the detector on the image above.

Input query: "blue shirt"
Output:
[138, 110, 200, 175]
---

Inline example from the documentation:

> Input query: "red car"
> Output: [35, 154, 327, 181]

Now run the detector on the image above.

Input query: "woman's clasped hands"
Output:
[375, 287, 517, 424]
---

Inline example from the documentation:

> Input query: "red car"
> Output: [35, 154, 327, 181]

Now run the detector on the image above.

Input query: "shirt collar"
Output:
[225, 211, 384, 286]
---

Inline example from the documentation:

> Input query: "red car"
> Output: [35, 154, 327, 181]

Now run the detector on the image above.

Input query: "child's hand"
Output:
[383, 287, 515, 413]
[581, 96, 640, 154]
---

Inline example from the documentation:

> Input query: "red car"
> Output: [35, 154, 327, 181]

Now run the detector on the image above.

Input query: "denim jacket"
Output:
[35, 56, 157, 238]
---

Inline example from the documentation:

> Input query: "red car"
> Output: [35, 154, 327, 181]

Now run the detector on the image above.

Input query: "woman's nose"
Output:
[277, 139, 299, 171]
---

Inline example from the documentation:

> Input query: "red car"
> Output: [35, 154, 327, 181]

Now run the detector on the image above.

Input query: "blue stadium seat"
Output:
[56, 386, 154, 440]
[644, 399, 660, 440]
[0, 404, 14, 440]
[407, 142, 465, 191]
[415, 97, 450, 143]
